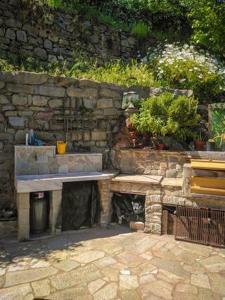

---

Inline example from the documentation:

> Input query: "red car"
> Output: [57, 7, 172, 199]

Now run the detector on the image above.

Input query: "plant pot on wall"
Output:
[194, 140, 205, 151]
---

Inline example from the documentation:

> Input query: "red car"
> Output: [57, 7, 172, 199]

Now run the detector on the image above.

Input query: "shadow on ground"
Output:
[0, 225, 131, 267]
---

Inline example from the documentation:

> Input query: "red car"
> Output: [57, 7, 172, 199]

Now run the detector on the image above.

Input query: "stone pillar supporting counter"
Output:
[98, 180, 113, 226]
[49, 190, 62, 234]
[16, 193, 30, 241]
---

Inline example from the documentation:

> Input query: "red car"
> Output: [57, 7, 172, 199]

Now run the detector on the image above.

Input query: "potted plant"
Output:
[131, 92, 200, 150]
[194, 121, 208, 151]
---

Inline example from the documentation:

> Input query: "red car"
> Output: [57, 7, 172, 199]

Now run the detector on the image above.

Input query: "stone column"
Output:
[49, 190, 62, 234]
[144, 191, 162, 235]
[98, 179, 112, 227]
[182, 163, 192, 196]
[17, 192, 30, 241]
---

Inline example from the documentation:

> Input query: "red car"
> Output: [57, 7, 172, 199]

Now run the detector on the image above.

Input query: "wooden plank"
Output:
[191, 186, 225, 196]
[191, 176, 225, 189]
[191, 160, 225, 171]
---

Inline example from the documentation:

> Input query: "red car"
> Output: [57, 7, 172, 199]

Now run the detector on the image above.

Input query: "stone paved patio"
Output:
[0, 226, 225, 300]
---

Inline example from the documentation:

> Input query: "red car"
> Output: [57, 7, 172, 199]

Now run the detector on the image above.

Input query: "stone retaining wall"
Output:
[0, 0, 137, 63]
[0, 71, 127, 209]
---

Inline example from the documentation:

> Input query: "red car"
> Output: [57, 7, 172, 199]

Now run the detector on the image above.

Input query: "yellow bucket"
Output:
[57, 141, 67, 154]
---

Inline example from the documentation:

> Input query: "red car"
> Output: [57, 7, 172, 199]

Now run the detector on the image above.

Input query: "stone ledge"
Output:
[111, 174, 162, 185]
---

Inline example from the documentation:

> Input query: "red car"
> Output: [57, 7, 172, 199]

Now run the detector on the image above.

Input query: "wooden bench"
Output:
[190, 159, 225, 196]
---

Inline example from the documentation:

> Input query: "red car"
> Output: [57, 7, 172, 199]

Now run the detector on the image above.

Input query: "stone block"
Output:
[12, 94, 27, 105]
[97, 99, 113, 109]
[7, 83, 33, 94]
[32, 95, 48, 106]
[48, 55, 57, 63]
[44, 39, 52, 49]
[8, 116, 25, 127]
[166, 169, 178, 178]
[34, 111, 54, 121]
[34, 47, 47, 60]
[5, 28, 16, 40]
[0, 72, 48, 85]
[83, 131, 91, 141]
[0, 95, 9, 104]
[79, 79, 99, 88]
[103, 108, 118, 116]
[0, 81, 5, 89]
[67, 87, 98, 98]
[16, 30, 27, 42]
[48, 99, 63, 108]
[92, 131, 107, 141]
[5, 111, 17, 117]
[100, 88, 122, 99]
[83, 98, 95, 109]
[33, 85, 65, 97]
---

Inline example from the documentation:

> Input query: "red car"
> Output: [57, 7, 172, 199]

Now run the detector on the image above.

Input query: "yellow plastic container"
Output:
[57, 141, 67, 154]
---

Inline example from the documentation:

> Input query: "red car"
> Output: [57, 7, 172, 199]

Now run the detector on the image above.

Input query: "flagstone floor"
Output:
[0, 226, 225, 300]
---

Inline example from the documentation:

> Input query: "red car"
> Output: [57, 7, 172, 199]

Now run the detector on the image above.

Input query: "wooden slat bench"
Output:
[190, 159, 225, 196]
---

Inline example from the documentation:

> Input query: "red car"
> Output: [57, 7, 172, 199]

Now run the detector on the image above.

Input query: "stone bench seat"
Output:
[110, 174, 162, 195]
[16, 171, 116, 193]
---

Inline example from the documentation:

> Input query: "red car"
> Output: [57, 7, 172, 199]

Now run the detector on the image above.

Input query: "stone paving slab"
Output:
[0, 226, 225, 299]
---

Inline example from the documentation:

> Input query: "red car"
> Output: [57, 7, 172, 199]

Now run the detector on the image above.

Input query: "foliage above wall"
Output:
[131, 92, 201, 141]
[146, 44, 225, 103]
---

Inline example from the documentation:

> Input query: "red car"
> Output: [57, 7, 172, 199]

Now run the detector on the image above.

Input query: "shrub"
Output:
[187, 0, 225, 56]
[146, 44, 225, 102]
[131, 21, 150, 39]
[131, 92, 200, 141]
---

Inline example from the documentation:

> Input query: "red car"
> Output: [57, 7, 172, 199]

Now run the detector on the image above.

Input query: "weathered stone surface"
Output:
[4, 267, 57, 287]
[34, 47, 47, 60]
[191, 273, 210, 289]
[100, 88, 122, 99]
[93, 282, 117, 300]
[32, 95, 48, 106]
[0, 72, 48, 85]
[0, 81, 5, 89]
[88, 279, 105, 295]
[44, 39, 52, 49]
[31, 279, 51, 297]
[49, 99, 63, 108]
[53, 259, 80, 272]
[33, 85, 65, 97]
[119, 274, 139, 289]
[12, 94, 27, 105]
[7, 83, 33, 94]
[34, 111, 54, 121]
[50, 264, 101, 290]
[67, 87, 98, 98]
[16, 30, 27, 42]
[8, 116, 25, 127]
[141, 280, 173, 300]
[209, 273, 225, 295]
[97, 99, 113, 109]
[5, 28, 16, 40]
[0, 283, 32, 300]
[92, 131, 107, 141]
[200, 255, 225, 272]
[72, 250, 105, 263]
[47, 286, 92, 300]
[0, 95, 9, 104]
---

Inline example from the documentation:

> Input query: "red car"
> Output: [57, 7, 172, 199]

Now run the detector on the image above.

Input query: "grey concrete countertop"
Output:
[16, 171, 117, 193]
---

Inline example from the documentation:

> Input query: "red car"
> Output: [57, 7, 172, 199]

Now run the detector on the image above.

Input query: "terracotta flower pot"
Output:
[157, 143, 166, 150]
[194, 140, 205, 151]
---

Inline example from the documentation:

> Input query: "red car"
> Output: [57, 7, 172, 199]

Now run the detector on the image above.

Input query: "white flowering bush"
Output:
[145, 44, 225, 102]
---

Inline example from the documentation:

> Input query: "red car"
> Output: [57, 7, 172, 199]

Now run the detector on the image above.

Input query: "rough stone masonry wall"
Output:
[0, 0, 137, 63]
[0, 71, 127, 210]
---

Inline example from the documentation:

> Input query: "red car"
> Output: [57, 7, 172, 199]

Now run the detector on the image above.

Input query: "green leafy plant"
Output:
[131, 21, 150, 39]
[131, 92, 200, 142]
